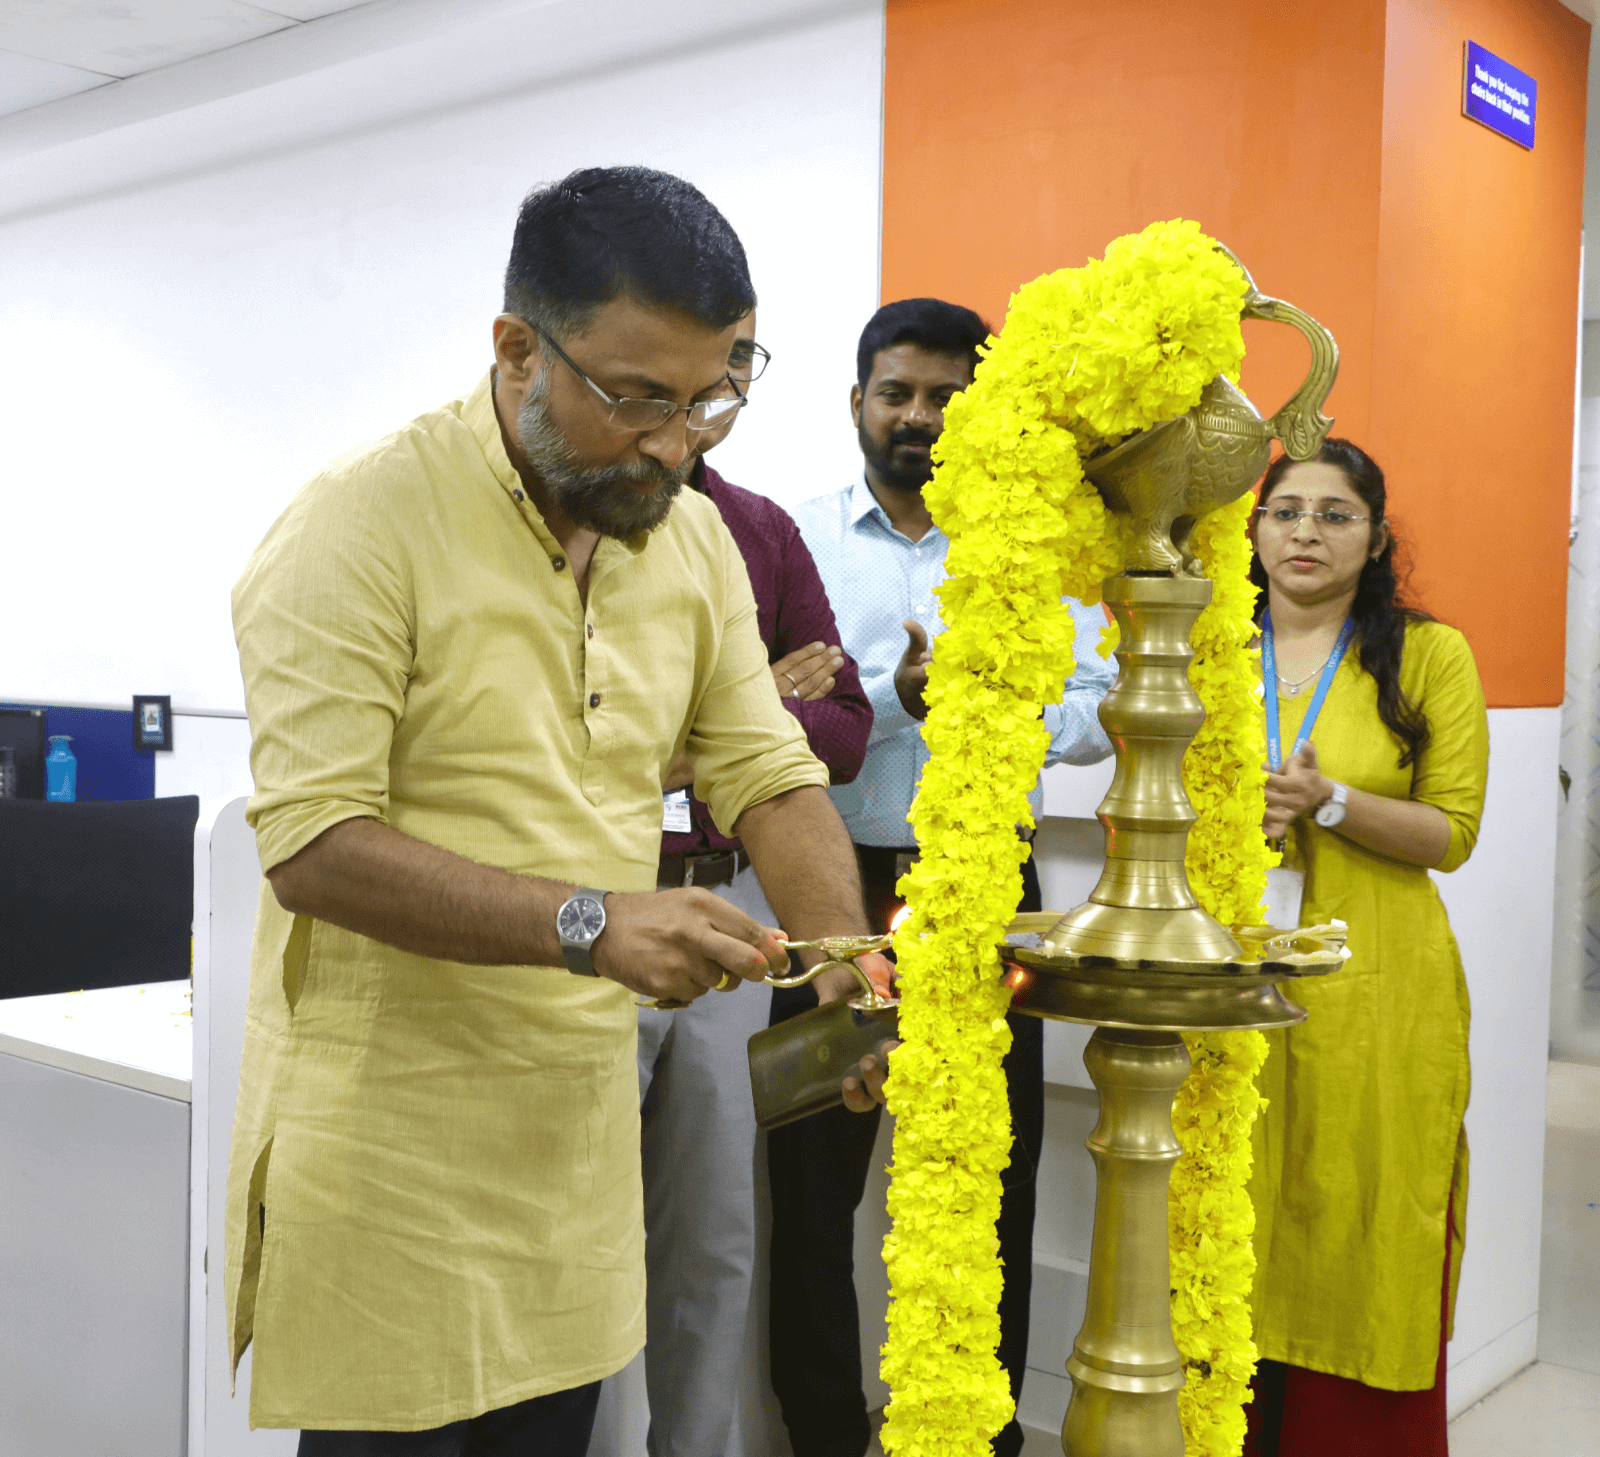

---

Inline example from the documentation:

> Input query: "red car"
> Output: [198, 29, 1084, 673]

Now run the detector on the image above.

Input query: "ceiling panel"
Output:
[0, 1, 299, 79]
[254, 1, 372, 17]
[0, 46, 111, 116]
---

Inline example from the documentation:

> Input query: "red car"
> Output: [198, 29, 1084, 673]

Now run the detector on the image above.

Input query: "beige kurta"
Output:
[227, 372, 827, 1431]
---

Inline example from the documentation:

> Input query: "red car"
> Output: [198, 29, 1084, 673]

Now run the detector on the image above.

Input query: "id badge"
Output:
[662, 788, 692, 834]
[1263, 866, 1305, 931]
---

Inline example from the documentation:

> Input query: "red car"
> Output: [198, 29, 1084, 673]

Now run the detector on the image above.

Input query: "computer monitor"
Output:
[0, 707, 48, 799]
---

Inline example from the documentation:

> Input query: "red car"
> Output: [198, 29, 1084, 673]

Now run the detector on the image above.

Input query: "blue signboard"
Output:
[1463, 41, 1536, 149]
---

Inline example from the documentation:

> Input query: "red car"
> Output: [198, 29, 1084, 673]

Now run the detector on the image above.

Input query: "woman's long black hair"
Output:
[1250, 438, 1434, 768]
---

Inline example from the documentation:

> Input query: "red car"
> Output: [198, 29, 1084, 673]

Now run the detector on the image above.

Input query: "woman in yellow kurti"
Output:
[1242, 439, 1488, 1457]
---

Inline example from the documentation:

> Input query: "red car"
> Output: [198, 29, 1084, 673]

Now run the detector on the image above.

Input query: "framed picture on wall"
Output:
[132, 695, 173, 753]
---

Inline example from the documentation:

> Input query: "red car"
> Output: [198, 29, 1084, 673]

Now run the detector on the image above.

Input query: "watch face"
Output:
[559, 896, 605, 944]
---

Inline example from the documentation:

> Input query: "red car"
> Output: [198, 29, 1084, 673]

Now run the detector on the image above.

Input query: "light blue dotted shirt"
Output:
[793, 475, 1116, 848]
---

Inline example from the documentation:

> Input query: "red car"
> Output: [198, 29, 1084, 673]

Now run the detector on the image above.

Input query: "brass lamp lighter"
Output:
[744, 934, 898, 1130]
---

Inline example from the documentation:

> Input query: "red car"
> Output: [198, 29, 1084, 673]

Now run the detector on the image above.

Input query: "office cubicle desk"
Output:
[0, 799, 293, 1457]
[0, 982, 194, 1456]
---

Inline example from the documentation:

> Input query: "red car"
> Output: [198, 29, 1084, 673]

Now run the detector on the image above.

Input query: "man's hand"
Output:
[812, 949, 895, 1006]
[734, 785, 893, 1111]
[772, 642, 844, 702]
[595, 888, 788, 1004]
[842, 1041, 899, 1112]
[1263, 743, 1333, 840]
[829, 951, 897, 1111]
[894, 620, 933, 720]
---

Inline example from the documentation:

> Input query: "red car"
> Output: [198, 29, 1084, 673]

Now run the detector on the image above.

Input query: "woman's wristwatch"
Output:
[1314, 781, 1349, 828]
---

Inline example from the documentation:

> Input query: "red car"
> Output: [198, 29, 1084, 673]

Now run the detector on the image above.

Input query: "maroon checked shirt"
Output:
[660, 460, 872, 857]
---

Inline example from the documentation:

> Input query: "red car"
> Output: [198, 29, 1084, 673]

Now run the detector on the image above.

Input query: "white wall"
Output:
[1439, 707, 1560, 1412]
[155, 711, 254, 809]
[1553, 368, 1600, 1065]
[0, 0, 885, 714]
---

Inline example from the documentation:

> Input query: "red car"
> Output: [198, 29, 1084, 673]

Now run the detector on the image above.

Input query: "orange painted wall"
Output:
[881, 0, 1587, 707]
[1366, 0, 1587, 705]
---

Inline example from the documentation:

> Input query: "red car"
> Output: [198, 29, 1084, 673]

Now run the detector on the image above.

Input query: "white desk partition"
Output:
[0, 989, 192, 1456]
[190, 796, 297, 1456]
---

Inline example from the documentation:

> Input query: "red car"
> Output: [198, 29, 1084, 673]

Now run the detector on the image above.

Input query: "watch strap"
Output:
[558, 887, 609, 977]
[562, 942, 598, 977]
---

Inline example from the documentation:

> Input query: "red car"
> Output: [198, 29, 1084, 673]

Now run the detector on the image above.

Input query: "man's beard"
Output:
[516, 378, 688, 539]
[858, 421, 939, 492]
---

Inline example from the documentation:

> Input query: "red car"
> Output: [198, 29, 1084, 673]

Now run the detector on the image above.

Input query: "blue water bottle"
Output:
[45, 735, 77, 801]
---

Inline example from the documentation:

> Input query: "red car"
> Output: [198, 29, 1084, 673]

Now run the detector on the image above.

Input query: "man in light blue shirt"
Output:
[768, 298, 1114, 1457]
[793, 481, 1112, 847]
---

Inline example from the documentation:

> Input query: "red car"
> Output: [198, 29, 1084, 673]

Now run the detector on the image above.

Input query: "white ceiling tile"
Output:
[252, 1, 372, 17]
[0, 1, 299, 79]
[0, 45, 111, 117]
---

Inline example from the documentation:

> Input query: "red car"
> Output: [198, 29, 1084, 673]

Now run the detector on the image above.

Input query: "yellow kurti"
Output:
[1249, 620, 1488, 1390]
[227, 372, 827, 1431]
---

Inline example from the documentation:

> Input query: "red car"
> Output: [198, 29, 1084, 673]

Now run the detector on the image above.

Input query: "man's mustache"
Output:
[614, 460, 691, 487]
[888, 429, 937, 449]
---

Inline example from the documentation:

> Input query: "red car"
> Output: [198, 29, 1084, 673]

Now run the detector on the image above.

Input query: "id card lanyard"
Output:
[1262, 614, 1356, 771]
[1261, 614, 1355, 930]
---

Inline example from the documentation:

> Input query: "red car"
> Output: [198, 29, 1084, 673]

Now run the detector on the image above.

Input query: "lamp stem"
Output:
[1062, 1028, 1191, 1457]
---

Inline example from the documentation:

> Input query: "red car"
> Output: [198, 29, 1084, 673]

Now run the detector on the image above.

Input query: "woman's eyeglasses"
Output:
[1256, 506, 1371, 530]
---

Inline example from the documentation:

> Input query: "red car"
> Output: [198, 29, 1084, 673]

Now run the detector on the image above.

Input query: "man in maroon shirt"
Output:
[592, 320, 874, 1457]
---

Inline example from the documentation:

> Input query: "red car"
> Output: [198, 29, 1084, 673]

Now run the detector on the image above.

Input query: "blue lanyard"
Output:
[1262, 615, 1355, 771]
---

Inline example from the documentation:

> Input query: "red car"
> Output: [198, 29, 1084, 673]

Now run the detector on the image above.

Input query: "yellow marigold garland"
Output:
[882, 220, 1269, 1457]
[1169, 496, 1276, 1456]
[1184, 496, 1276, 926]
[880, 397, 1096, 1457]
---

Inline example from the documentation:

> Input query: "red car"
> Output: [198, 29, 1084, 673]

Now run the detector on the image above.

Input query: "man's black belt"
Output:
[657, 847, 751, 890]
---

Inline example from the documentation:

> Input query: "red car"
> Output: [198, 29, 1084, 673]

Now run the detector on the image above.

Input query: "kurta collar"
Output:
[465, 369, 522, 499]
[465, 369, 650, 560]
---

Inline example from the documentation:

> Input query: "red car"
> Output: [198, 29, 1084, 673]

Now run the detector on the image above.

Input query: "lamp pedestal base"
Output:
[1060, 1029, 1190, 1457]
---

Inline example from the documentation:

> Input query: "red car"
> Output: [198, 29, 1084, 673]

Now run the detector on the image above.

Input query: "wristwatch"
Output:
[556, 887, 609, 976]
[1314, 781, 1349, 828]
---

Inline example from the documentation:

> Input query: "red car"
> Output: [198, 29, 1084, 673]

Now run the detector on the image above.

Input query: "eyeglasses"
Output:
[532, 323, 747, 434]
[728, 339, 771, 383]
[1255, 505, 1372, 530]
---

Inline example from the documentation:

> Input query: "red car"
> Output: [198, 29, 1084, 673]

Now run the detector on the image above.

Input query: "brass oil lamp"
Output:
[1003, 253, 1348, 1456]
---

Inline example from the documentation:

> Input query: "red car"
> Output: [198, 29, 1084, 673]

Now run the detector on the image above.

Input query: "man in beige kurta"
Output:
[226, 166, 879, 1450]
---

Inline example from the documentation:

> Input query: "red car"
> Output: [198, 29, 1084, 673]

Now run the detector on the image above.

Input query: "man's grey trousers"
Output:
[590, 865, 790, 1457]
